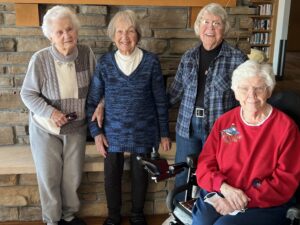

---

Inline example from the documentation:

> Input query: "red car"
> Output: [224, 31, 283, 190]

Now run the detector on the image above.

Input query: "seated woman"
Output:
[192, 60, 300, 225]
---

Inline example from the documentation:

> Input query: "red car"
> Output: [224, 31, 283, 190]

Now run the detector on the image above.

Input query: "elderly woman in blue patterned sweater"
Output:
[86, 10, 171, 225]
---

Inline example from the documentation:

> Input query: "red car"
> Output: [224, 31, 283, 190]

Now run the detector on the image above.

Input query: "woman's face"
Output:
[198, 11, 225, 51]
[49, 17, 78, 56]
[235, 76, 271, 114]
[113, 19, 138, 55]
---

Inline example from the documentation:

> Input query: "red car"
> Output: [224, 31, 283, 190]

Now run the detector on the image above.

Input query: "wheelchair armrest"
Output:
[286, 205, 300, 221]
[166, 183, 190, 212]
[169, 162, 188, 175]
[137, 156, 175, 182]
[139, 160, 161, 177]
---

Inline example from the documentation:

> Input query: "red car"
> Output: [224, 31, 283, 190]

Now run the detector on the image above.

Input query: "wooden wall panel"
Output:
[15, 4, 39, 27]
[7, 0, 236, 27]
[2, 0, 236, 7]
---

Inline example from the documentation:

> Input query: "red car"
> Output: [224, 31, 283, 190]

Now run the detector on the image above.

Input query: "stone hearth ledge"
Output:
[0, 143, 176, 175]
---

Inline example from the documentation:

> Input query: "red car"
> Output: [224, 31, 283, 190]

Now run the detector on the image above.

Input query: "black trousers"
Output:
[104, 152, 149, 222]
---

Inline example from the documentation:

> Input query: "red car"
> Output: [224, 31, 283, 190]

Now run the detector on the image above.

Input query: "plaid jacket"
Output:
[168, 41, 247, 139]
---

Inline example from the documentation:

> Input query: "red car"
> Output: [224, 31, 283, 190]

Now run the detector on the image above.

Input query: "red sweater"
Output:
[196, 106, 300, 208]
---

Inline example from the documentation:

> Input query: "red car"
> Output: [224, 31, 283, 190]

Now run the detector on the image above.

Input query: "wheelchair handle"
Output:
[151, 147, 160, 160]
[136, 156, 160, 176]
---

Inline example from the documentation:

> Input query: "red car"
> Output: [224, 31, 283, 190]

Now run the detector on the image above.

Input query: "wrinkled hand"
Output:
[51, 109, 68, 127]
[220, 182, 250, 210]
[94, 134, 108, 158]
[91, 102, 104, 128]
[160, 137, 172, 151]
[213, 196, 235, 215]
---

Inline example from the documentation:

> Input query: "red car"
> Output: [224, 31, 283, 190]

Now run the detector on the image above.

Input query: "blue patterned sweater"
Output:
[86, 49, 169, 153]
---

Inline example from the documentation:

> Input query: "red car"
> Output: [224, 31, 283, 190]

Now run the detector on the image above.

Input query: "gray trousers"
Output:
[29, 122, 86, 224]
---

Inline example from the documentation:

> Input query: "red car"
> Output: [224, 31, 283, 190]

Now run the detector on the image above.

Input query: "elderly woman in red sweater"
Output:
[192, 60, 300, 225]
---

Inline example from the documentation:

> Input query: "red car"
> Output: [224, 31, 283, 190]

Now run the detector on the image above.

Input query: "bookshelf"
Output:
[250, 0, 278, 62]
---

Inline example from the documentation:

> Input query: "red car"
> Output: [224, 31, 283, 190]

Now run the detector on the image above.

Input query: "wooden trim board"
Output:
[3, 0, 236, 26]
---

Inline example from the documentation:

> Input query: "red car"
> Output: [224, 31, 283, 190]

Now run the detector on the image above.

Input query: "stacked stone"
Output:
[0, 2, 254, 221]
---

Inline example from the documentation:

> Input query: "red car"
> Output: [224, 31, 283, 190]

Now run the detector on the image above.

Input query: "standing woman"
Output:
[86, 10, 171, 225]
[20, 6, 95, 225]
[167, 3, 248, 200]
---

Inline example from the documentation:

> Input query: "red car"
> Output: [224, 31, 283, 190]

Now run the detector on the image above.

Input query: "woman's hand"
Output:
[91, 102, 104, 128]
[51, 109, 68, 127]
[213, 197, 235, 215]
[94, 134, 108, 158]
[160, 137, 172, 151]
[220, 182, 250, 210]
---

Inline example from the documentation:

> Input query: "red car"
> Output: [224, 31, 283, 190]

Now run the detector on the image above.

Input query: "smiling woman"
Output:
[86, 9, 171, 225]
[47, 18, 78, 56]
[20, 5, 96, 225]
[192, 60, 300, 225]
[166, 3, 247, 201]
[231, 60, 275, 125]
[42, 6, 80, 56]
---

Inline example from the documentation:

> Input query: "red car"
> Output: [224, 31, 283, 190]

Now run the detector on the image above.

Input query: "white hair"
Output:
[107, 9, 142, 42]
[42, 5, 80, 40]
[194, 3, 230, 36]
[231, 60, 276, 93]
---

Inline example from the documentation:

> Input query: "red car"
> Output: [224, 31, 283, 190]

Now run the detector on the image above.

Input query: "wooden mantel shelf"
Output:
[2, 0, 236, 27]
[2, 0, 236, 7]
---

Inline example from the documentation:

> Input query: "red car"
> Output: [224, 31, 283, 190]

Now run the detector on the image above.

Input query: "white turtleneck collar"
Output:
[115, 47, 143, 76]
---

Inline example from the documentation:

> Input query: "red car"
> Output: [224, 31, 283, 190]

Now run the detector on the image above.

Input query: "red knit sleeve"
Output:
[246, 122, 300, 208]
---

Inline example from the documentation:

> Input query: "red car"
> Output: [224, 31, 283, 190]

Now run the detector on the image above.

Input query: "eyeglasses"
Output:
[200, 19, 223, 29]
[237, 86, 268, 96]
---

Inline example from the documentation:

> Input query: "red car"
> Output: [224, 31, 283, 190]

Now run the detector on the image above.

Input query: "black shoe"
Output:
[59, 217, 87, 225]
[58, 220, 65, 225]
[129, 214, 148, 225]
[103, 217, 121, 225]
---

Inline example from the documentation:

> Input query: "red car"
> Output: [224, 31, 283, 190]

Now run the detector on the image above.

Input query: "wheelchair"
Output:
[138, 91, 300, 225]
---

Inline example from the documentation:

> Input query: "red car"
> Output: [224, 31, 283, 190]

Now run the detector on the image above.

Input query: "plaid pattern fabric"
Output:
[168, 41, 247, 139]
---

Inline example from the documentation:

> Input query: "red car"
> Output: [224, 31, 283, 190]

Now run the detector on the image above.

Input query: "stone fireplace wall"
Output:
[0, 2, 254, 144]
[0, 1, 255, 221]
